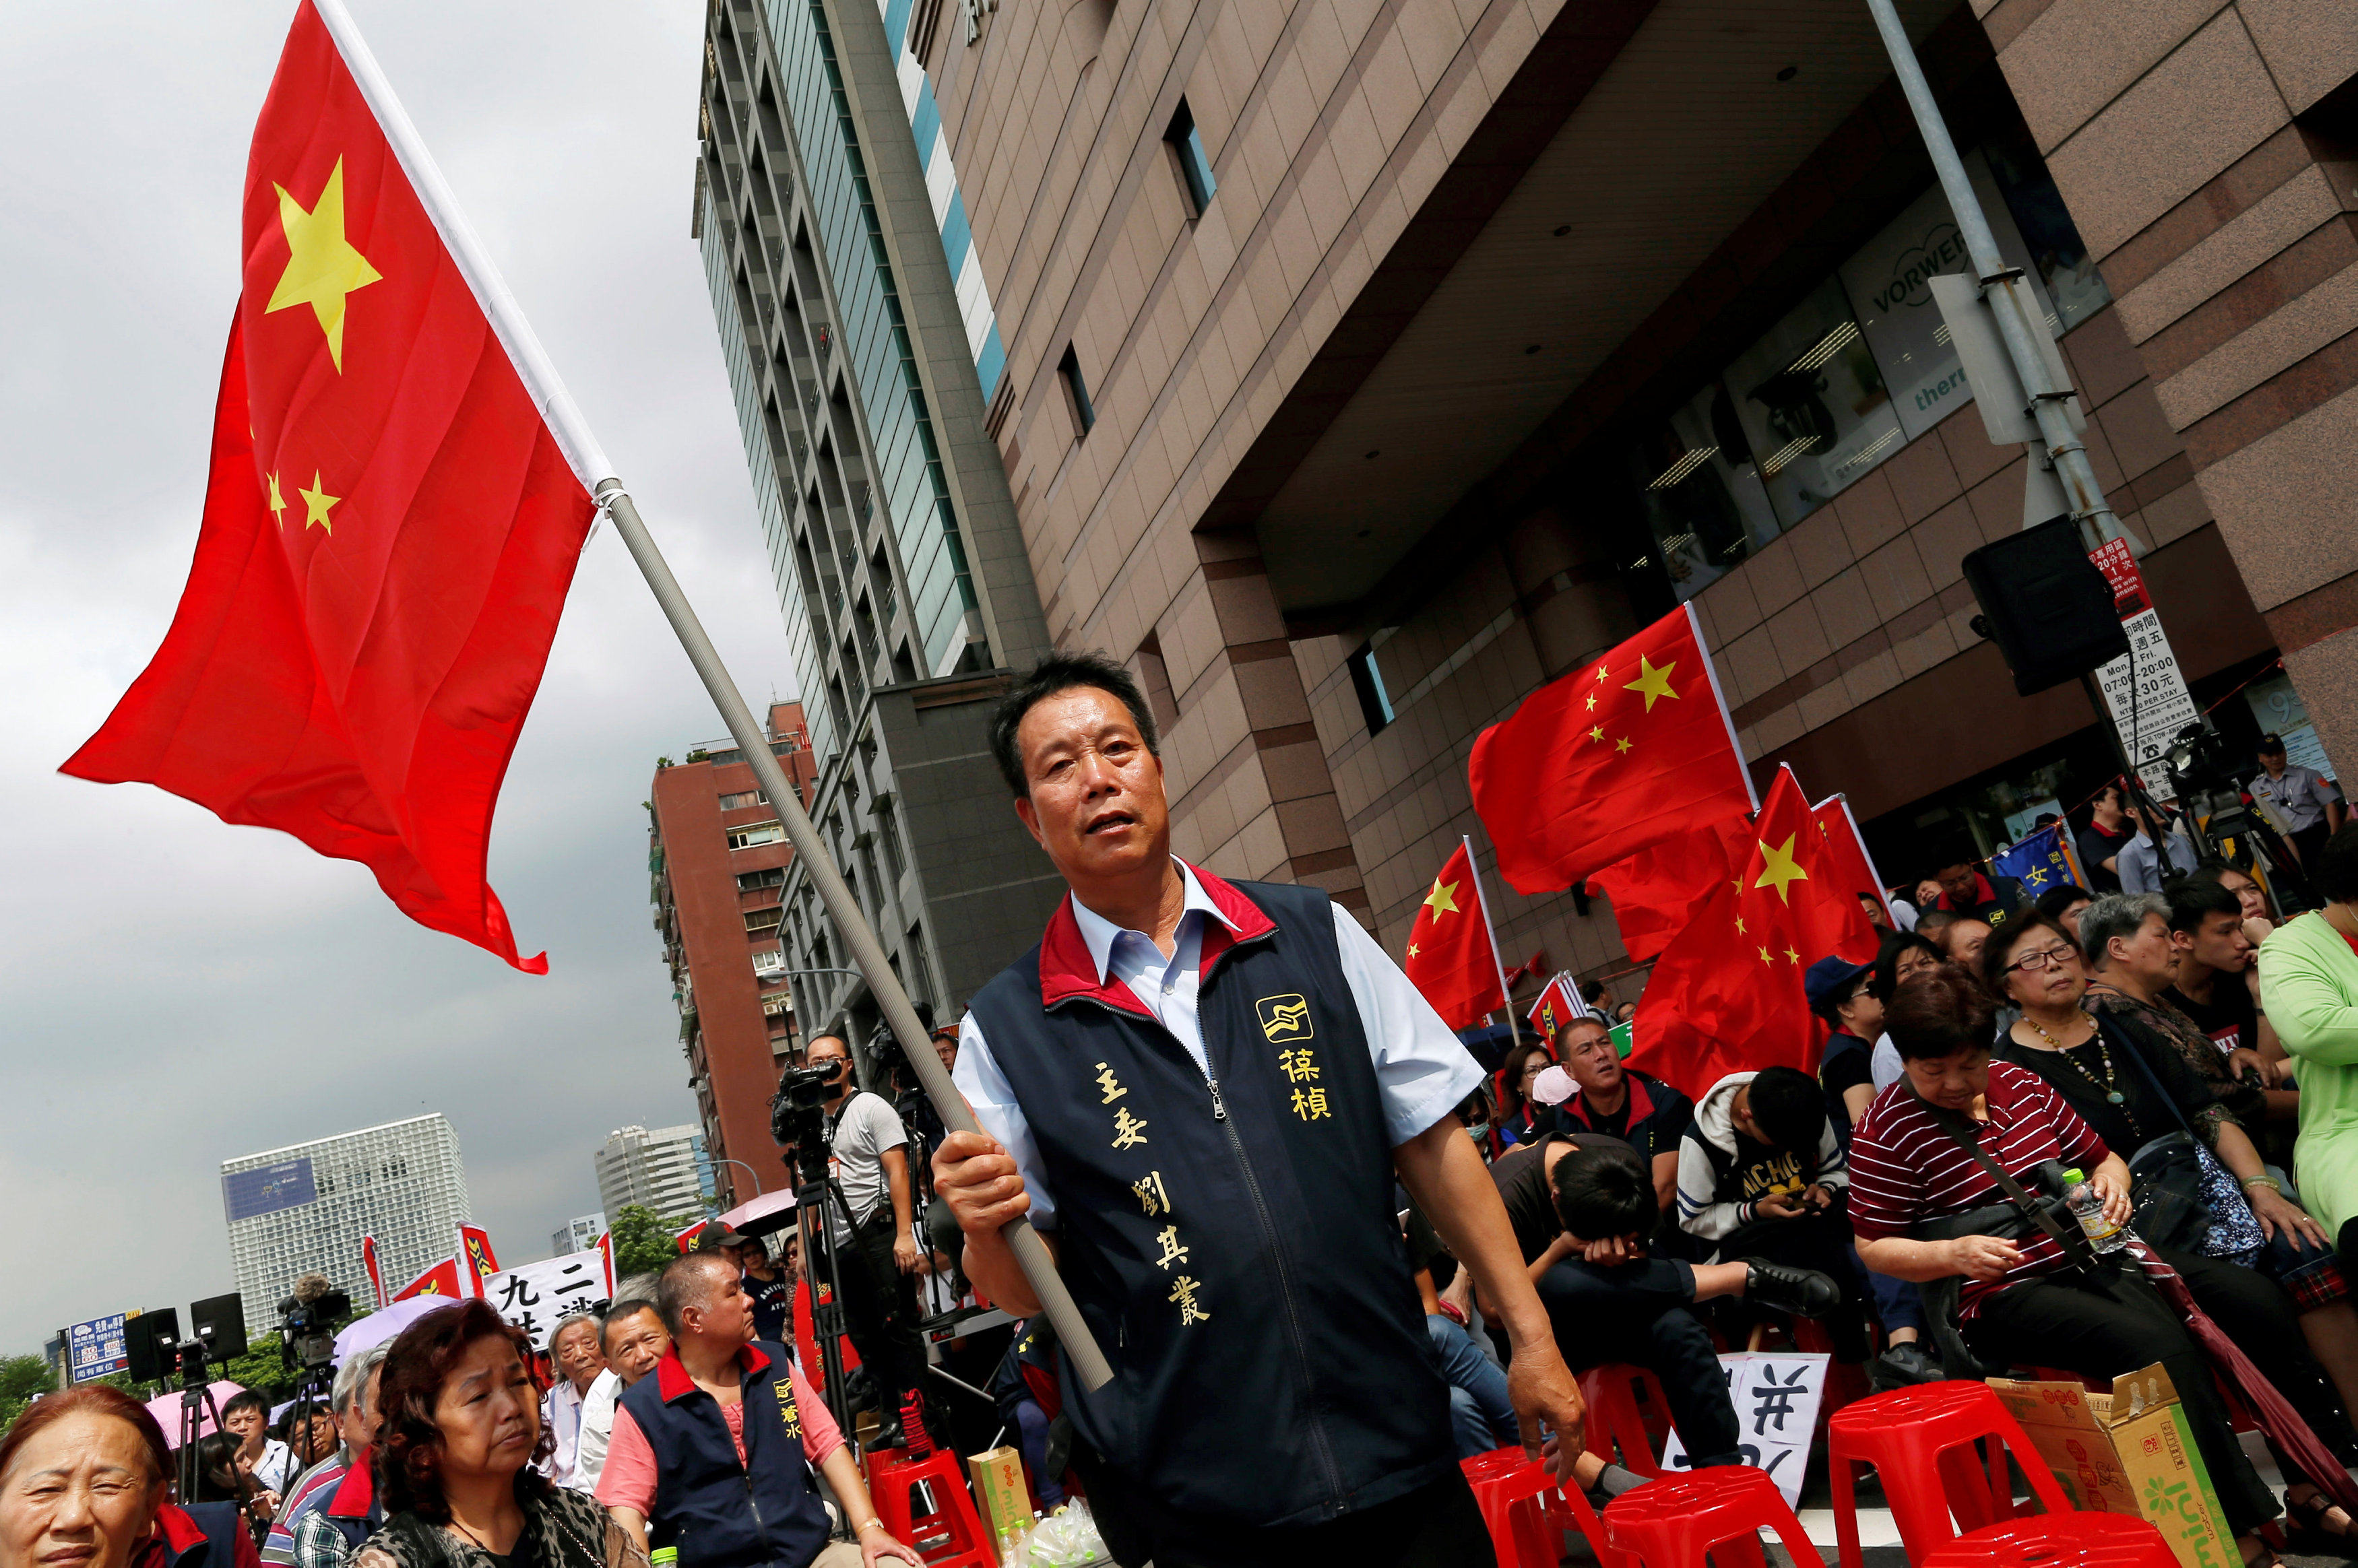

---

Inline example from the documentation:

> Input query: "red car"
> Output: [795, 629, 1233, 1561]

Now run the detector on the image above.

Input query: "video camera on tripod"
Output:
[2159, 719, 2301, 907]
[278, 1274, 353, 1387]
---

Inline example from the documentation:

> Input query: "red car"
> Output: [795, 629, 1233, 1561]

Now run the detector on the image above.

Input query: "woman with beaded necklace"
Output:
[1983, 907, 2358, 1550]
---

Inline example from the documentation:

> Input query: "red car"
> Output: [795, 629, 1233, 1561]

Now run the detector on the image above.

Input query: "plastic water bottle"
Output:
[2062, 1167, 2127, 1253]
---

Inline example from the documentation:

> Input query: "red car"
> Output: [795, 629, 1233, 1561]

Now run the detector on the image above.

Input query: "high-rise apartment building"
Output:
[221, 1114, 470, 1335]
[691, 0, 1067, 1080]
[904, 0, 2358, 990]
[594, 1123, 715, 1223]
[651, 700, 818, 1204]
[550, 1212, 606, 1257]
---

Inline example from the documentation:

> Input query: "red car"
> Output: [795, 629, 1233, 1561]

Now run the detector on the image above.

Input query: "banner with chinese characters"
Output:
[480, 1251, 605, 1351]
[1660, 1352, 1828, 1506]
[2089, 539, 2198, 802]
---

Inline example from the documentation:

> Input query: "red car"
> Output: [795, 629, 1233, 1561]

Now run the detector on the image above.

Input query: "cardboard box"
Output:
[1986, 1366, 2233, 1568]
[967, 1445, 1034, 1544]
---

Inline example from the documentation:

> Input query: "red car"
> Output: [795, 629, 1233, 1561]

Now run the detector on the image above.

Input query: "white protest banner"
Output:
[481, 1250, 604, 1350]
[1660, 1352, 1828, 1507]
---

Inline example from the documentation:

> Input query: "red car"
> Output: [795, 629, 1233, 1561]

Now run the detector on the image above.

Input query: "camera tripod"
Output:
[167, 1340, 263, 1528]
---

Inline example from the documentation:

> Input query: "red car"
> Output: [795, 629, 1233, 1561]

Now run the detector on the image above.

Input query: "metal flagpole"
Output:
[307, 0, 1111, 1390]
[1464, 835, 1520, 1033]
[1859, 0, 2133, 554]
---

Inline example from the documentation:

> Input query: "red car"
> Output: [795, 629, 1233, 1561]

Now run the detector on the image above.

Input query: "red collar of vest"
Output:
[654, 1341, 773, 1402]
[1567, 1072, 1657, 1130]
[156, 1505, 207, 1555]
[328, 1451, 375, 1517]
[1036, 863, 1277, 1014]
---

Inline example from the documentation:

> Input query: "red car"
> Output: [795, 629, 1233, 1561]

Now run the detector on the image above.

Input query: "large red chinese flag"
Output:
[58, 2, 598, 972]
[1628, 767, 1881, 1096]
[1402, 841, 1508, 1031]
[393, 1257, 463, 1301]
[1585, 810, 1755, 963]
[1471, 603, 1756, 894]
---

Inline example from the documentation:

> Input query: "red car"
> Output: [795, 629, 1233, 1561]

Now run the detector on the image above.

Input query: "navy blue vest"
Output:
[616, 1341, 831, 1567]
[967, 872, 1453, 1529]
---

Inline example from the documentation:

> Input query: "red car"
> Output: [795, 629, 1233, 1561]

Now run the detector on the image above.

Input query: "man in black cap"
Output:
[2252, 732, 2346, 872]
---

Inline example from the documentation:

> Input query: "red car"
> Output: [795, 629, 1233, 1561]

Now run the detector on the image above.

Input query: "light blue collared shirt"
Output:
[952, 860, 1485, 1229]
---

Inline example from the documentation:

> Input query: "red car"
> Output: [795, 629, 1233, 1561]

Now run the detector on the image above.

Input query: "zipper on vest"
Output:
[1200, 1060, 1348, 1512]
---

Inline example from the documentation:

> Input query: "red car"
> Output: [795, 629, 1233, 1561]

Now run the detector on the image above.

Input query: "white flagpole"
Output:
[306, 0, 1110, 1390]
[1686, 600, 1761, 812]
[1465, 835, 1519, 1030]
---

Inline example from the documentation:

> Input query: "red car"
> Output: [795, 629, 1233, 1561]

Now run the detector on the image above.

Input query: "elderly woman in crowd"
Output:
[355, 1299, 641, 1568]
[1853, 964, 2355, 1558]
[0, 1386, 255, 1568]
[1985, 907, 2358, 1425]
[2263, 826, 2358, 1263]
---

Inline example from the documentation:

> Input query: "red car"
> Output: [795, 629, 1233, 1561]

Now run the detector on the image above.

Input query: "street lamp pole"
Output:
[711, 1156, 764, 1200]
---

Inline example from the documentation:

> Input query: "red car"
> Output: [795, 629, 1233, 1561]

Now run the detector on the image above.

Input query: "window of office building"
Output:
[1633, 144, 2109, 601]
[1166, 98, 1217, 217]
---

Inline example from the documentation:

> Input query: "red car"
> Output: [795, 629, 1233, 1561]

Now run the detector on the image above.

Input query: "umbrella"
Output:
[144, 1381, 246, 1448]
[717, 1188, 798, 1239]
[333, 1295, 459, 1359]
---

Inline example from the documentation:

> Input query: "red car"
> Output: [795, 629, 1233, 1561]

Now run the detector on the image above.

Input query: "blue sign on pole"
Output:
[67, 1314, 129, 1382]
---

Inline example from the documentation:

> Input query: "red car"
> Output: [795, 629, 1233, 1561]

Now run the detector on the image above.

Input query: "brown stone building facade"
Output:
[896, 0, 2353, 984]
[649, 701, 820, 1207]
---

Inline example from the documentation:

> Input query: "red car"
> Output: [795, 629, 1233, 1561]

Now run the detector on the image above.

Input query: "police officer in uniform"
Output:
[935, 653, 1584, 1568]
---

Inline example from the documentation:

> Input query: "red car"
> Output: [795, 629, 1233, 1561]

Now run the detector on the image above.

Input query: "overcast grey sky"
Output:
[0, 1, 800, 1351]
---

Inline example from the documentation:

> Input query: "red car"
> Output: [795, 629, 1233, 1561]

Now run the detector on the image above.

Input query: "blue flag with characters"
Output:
[1992, 824, 2082, 894]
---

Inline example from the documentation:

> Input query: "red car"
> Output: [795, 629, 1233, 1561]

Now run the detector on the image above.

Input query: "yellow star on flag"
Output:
[1594, 663, 1608, 682]
[266, 471, 286, 527]
[1614, 736, 1632, 755]
[1589, 725, 1605, 742]
[1622, 655, 1679, 712]
[1785, 946, 1801, 964]
[298, 471, 340, 534]
[1585, 694, 1596, 711]
[1423, 878, 1461, 917]
[1757, 946, 1773, 963]
[1407, 942, 1420, 958]
[1754, 834, 1809, 903]
[267, 158, 383, 372]
[1735, 915, 1747, 934]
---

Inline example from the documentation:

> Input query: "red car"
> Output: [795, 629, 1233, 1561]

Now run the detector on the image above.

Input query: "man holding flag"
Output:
[934, 652, 1583, 1567]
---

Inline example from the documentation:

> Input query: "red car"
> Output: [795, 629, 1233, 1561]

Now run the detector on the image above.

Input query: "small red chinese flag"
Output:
[58, 2, 596, 972]
[1471, 603, 1755, 894]
[596, 1231, 616, 1298]
[360, 1235, 386, 1309]
[1585, 811, 1755, 963]
[1402, 841, 1507, 1031]
[1628, 767, 1881, 1096]
[393, 1257, 463, 1301]
[459, 1224, 500, 1295]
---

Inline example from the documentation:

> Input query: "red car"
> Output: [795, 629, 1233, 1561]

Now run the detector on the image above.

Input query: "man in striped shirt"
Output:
[1851, 965, 2336, 1550]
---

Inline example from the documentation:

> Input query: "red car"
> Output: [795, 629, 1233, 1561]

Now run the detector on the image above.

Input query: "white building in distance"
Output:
[594, 1125, 713, 1224]
[221, 1113, 471, 1335]
[550, 1212, 606, 1257]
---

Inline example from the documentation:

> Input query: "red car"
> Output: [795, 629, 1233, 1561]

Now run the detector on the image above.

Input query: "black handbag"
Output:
[2093, 1014, 2215, 1253]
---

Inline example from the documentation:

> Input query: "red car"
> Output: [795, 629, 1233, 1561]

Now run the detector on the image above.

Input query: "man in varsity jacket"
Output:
[934, 652, 1583, 1568]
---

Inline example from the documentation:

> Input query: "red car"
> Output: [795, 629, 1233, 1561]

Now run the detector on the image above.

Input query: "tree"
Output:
[0, 1354, 53, 1431]
[219, 1333, 292, 1402]
[608, 1203, 694, 1282]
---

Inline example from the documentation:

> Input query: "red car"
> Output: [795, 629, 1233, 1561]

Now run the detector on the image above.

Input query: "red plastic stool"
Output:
[1918, 1512, 2177, 1567]
[865, 1445, 993, 1568]
[1460, 1448, 1630, 1568]
[1583, 1364, 1669, 1476]
[1602, 1466, 1824, 1567]
[1826, 1381, 2073, 1568]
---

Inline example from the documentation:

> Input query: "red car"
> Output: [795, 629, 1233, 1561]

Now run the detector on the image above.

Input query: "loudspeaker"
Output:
[1960, 517, 2129, 696]
[125, 1308, 179, 1383]
[189, 1293, 249, 1361]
